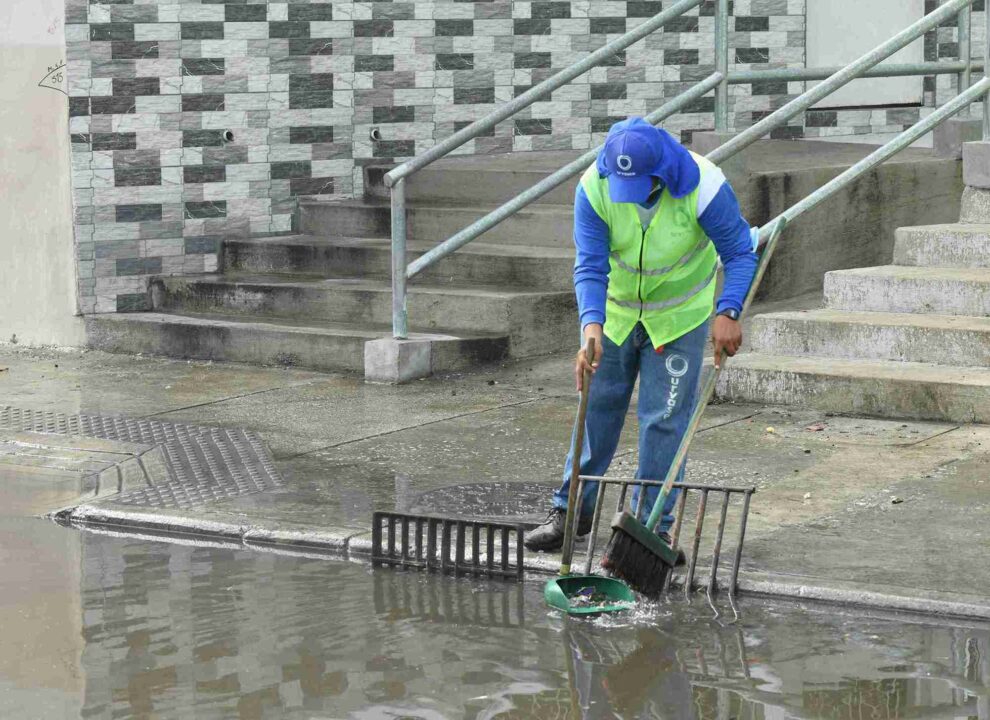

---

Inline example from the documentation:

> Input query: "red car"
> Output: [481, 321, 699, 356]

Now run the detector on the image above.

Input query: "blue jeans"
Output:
[552, 320, 709, 534]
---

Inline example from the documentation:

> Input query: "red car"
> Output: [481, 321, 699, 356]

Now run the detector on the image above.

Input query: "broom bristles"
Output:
[601, 527, 672, 597]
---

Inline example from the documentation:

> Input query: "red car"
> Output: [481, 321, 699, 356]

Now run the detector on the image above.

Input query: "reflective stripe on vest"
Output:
[607, 264, 718, 312]
[608, 234, 711, 277]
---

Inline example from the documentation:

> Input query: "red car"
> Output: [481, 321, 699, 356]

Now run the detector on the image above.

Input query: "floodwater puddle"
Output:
[2, 460, 988, 719]
[1, 513, 988, 719]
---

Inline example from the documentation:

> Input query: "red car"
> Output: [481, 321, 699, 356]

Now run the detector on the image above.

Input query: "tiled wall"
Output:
[806, 1, 985, 139]
[63, 0, 972, 315]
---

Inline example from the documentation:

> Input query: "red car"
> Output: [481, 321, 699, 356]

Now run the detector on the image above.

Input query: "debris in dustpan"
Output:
[569, 586, 615, 609]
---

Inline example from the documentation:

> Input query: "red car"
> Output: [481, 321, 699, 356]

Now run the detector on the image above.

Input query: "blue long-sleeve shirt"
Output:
[573, 166, 758, 331]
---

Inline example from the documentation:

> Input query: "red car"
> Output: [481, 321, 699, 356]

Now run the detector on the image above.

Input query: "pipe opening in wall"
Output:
[370, 127, 382, 142]
[223, 130, 235, 142]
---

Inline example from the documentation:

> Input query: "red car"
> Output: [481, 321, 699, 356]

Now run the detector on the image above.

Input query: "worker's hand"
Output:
[575, 323, 603, 391]
[712, 315, 742, 370]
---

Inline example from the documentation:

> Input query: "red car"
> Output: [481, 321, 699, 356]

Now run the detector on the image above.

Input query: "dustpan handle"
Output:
[646, 218, 787, 532]
[560, 337, 595, 575]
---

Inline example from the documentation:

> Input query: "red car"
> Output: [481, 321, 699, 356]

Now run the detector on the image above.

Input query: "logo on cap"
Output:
[616, 154, 634, 173]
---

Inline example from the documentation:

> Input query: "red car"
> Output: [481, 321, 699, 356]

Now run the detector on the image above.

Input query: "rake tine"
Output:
[708, 491, 731, 596]
[684, 489, 708, 597]
[727, 589, 741, 624]
[729, 490, 754, 597]
[387, 515, 397, 558]
[706, 585, 721, 622]
[582, 479, 607, 574]
[663, 489, 689, 593]
[401, 517, 411, 559]
[415, 518, 424, 562]
[634, 479, 647, 521]
[615, 479, 629, 513]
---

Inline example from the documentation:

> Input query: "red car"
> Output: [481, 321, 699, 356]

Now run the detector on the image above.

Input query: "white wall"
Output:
[0, 0, 84, 347]
[808, 0, 925, 109]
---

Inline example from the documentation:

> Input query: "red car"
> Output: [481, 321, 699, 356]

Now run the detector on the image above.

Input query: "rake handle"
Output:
[560, 337, 595, 576]
[645, 218, 787, 533]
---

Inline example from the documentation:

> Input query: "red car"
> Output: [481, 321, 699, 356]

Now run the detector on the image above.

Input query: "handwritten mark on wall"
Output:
[39, 61, 67, 95]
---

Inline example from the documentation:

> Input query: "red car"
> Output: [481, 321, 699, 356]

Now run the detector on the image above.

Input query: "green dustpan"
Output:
[544, 574, 636, 615]
[543, 338, 635, 615]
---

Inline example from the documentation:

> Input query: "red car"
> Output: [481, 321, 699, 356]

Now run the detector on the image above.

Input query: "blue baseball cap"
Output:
[600, 117, 666, 204]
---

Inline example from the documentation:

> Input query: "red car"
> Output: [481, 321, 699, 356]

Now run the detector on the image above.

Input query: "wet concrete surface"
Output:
[2, 500, 990, 718]
[2, 331, 990, 614]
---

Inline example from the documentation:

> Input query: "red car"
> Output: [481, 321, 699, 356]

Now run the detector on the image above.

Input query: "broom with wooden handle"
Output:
[600, 218, 786, 596]
[559, 337, 595, 576]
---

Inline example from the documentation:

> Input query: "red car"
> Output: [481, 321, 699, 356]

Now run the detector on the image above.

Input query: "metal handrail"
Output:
[382, 0, 704, 189]
[729, 61, 983, 85]
[405, 73, 725, 280]
[760, 78, 990, 248]
[389, 0, 984, 339]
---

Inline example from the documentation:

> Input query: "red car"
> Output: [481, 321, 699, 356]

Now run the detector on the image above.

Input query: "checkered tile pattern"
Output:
[64, 1, 975, 315]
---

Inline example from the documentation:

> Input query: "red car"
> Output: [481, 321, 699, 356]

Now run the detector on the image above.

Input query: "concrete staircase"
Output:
[719, 161, 990, 423]
[84, 142, 966, 382]
[86, 155, 581, 377]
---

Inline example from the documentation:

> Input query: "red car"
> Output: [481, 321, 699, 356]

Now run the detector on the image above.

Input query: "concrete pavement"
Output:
[2, 335, 990, 618]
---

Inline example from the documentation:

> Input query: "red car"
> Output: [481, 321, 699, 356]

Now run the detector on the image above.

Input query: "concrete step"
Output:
[894, 224, 990, 267]
[154, 274, 577, 357]
[365, 151, 585, 206]
[297, 199, 573, 247]
[960, 186, 990, 223]
[824, 265, 990, 316]
[224, 235, 575, 291]
[85, 312, 509, 374]
[750, 309, 990, 367]
[717, 353, 990, 423]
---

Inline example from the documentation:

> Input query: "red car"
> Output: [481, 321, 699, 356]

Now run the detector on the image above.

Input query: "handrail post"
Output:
[391, 178, 408, 339]
[714, 0, 730, 132]
[958, 4, 972, 102]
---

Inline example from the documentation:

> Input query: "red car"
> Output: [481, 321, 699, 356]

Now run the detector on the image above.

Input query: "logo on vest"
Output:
[616, 154, 634, 175]
[673, 206, 692, 229]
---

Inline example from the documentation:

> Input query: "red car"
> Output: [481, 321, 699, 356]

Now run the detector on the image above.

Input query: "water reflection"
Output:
[6, 525, 989, 719]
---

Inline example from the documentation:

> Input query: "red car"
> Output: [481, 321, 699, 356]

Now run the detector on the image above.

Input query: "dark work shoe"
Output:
[524, 508, 593, 552]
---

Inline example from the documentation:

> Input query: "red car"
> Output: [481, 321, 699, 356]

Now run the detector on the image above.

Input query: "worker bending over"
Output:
[525, 117, 759, 552]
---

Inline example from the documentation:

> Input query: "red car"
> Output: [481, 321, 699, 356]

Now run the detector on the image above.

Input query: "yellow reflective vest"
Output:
[579, 151, 718, 349]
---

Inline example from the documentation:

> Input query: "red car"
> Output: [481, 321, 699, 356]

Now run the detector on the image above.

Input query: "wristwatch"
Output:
[717, 308, 740, 321]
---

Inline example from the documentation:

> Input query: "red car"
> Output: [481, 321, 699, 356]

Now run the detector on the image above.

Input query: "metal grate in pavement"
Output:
[0, 406, 283, 510]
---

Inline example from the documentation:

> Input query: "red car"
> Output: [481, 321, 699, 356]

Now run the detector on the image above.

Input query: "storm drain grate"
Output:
[0, 406, 283, 510]
[372, 512, 525, 581]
